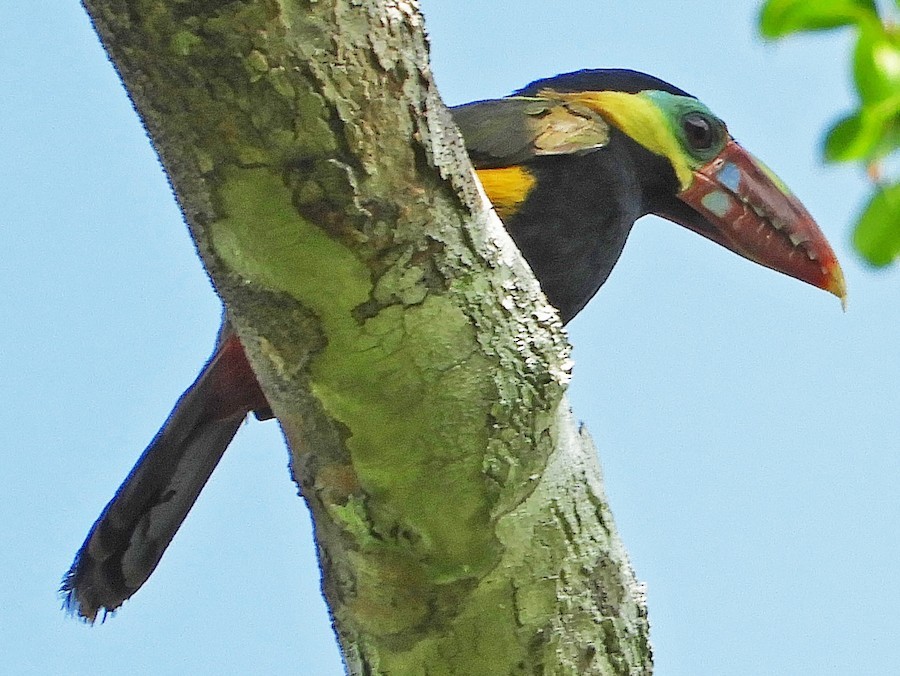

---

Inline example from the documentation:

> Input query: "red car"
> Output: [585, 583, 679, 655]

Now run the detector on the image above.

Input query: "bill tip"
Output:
[826, 264, 848, 312]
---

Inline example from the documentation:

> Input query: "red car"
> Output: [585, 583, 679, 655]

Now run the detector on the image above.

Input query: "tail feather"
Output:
[62, 329, 270, 622]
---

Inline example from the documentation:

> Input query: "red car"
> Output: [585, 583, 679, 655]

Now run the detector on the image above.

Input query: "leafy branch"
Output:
[760, 0, 899, 266]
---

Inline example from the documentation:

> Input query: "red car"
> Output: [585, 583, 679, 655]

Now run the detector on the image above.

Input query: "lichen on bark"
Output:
[81, 0, 652, 672]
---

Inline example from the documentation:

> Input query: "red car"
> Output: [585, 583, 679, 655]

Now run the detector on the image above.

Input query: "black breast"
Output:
[505, 131, 650, 323]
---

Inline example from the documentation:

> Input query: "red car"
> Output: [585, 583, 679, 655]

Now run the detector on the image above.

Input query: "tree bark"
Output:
[80, 0, 652, 672]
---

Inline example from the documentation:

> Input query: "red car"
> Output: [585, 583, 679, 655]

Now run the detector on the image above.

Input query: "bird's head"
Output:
[516, 69, 847, 305]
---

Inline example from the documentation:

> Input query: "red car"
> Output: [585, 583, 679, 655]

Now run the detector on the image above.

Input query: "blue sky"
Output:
[2, 2, 897, 675]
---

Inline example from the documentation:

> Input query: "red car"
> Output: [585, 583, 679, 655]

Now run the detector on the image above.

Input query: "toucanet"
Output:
[62, 69, 845, 622]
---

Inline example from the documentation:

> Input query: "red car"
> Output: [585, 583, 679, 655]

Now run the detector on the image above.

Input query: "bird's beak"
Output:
[663, 139, 846, 305]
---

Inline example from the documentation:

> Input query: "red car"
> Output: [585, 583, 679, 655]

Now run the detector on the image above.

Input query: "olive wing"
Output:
[450, 96, 611, 169]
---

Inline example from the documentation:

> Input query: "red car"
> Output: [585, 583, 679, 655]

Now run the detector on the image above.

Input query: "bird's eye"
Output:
[682, 112, 717, 152]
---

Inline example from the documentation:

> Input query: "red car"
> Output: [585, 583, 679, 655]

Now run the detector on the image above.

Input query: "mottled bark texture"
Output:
[80, 0, 652, 672]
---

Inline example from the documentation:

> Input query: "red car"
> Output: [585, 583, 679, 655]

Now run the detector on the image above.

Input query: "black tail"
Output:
[62, 329, 270, 622]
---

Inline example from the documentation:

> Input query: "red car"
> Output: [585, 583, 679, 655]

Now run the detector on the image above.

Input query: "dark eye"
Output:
[682, 113, 717, 151]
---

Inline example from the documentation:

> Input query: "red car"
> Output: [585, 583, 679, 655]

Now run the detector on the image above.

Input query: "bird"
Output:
[61, 68, 846, 622]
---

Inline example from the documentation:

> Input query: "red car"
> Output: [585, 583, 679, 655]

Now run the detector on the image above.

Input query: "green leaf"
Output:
[824, 94, 900, 162]
[760, 0, 879, 38]
[853, 183, 900, 266]
[825, 111, 882, 161]
[854, 24, 900, 104]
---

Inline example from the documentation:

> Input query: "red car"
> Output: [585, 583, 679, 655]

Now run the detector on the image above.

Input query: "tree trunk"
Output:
[80, 0, 652, 672]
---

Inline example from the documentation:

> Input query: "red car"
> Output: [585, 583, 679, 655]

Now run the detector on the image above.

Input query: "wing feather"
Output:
[451, 96, 610, 169]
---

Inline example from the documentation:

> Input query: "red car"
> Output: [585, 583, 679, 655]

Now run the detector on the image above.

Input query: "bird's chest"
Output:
[502, 154, 644, 321]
